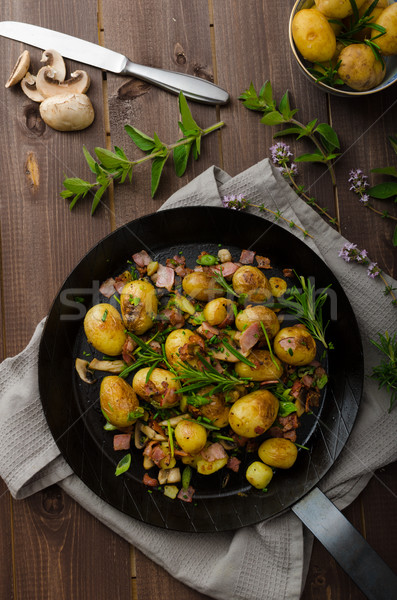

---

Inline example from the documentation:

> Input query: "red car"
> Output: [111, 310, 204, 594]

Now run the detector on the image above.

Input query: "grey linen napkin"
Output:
[1, 158, 396, 600]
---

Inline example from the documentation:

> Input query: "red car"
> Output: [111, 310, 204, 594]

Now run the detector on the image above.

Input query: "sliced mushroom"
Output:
[5, 50, 30, 88]
[135, 420, 147, 450]
[88, 358, 125, 373]
[36, 66, 90, 97]
[20, 73, 45, 102]
[75, 358, 95, 384]
[140, 423, 167, 441]
[39, 93, 95, 131]
[158, 467, 181, 485]
[40, 49, 66, 82]
[160, 414, 190, 427]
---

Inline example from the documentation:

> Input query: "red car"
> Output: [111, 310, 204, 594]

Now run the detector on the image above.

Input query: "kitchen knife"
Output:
[0, 21, 229, 105]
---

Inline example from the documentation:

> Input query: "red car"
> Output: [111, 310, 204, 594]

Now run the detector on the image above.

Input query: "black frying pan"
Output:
[38, 207, 397, 598]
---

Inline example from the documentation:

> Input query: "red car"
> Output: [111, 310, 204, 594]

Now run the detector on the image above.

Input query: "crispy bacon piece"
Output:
[143, 473, 158, 487]
[113, 434, 131, 451]
[166, 255, 186, 269]
[290, 379, 303, 399]
[230, 432, 249, 447]
[114, 271, 132, 294]
[227, 456, 241, 472]
[200, 443, 227, 462]
[239, 249, 256, 264]
[175, 265, 193, 278]
[154, 264, 175, 291]
[302, 374, 314, 388]
[151, 445, 166, 465]
[143, 441, 157, 457]
[239, 322, 261, 353]
[178, 334, 205, 361]
[306, 388, 320, 410]
[197, 322, 220, 339]
[177, 485, 195, 502]
[99, 277, 116, 298]
[279, 337, 297, 351]
[279, 413, 299, 432]
[160, 381, 181, 407]
[283, 268, 294, 278]
[122, 337, 137, 366]
[211, 261, 239, 278]
[256, 255, 271, 269]
[161, 307, 185, 329]
[133, 250, 151, 267]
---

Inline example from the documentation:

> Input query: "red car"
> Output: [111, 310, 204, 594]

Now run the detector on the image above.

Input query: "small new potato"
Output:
[274, 326, 316, 366]
[228, 390, 279, 438]
[194, 387, 230, 428]
[373, 4, 397, 56]
[314, 0, 366, 19]
[100, 376, 140, 428]
[182, 271, 223, 302]
[269, 277, 288, 299]
[174, 419, 207, 454]
[235, 349, 283, 381]
[235, 305, 280, 339]
[84, 303, 126, 356]
[232, 266, 272, 302]
[165, 328, 204, 370]
[120, 280, 158, 335]
[337, 43, 386, 90]
[203, 297, 235, 327]
[292, 8, 336, 62]
[132, 367, 180, 408]
[196, 455, 228, 475]
[258, 438, 298, 469]
[246, 461, 273, 489]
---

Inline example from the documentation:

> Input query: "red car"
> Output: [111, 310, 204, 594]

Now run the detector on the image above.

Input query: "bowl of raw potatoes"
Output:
[289, 0, 397, 96]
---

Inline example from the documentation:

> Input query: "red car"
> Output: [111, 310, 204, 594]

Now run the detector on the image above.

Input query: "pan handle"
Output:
[292, 486, 397, 599]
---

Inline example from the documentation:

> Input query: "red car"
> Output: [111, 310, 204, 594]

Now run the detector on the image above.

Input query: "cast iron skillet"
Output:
[39, 206, 362, 530]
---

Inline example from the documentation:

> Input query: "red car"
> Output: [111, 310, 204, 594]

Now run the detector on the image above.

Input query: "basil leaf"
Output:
[115, 453, 131, 476]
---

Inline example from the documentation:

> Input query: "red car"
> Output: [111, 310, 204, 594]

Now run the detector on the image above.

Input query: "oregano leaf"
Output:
[151, 155, 168, 196]
[173, 143, 191, 177]
[369, 181, 397, 199]
[179, 91, 199, 133]
[315, 123, 340, 150]
[124, 125, 156, 152]
[261, 111, 285, 126]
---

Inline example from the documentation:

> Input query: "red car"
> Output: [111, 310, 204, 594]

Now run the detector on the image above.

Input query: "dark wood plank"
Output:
[0, 481, 13, 600]
[101, 0, 220, 227]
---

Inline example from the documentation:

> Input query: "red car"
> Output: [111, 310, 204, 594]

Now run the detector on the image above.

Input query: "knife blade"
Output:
[0, 21, 229, 105]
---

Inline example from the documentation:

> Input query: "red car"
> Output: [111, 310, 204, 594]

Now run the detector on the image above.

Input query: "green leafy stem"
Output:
[61, 92, 224, 215]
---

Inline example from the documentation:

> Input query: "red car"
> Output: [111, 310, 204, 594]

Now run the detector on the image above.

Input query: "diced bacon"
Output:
[177, 485, 195, 502]
[306, 388, 321, 409]
[113, 434, 131, 451]
[254, 426, 265, 435]
[122, 337, 137, 366]
[218, 311, 235, 329]
[175, 265, 193, 278]
[151, 445, 166, 465]
[166, 255, 186, 268]
[143, 473, 158, 487]
[161, 307, 185, 329]
[200, 442, 227, 462]
[302, 374, 314, 388]
[143, 380, 158, 397]
[268, 427, 284, 438]
[279, 413, 299, 432]
[132, 250, 151, 267]
[197, 322, 220, 339]
[99, 277, 116, 298]
[211, 261, 240, 278]
[290, 380, 303, 399]
[239, 250, 256, 264]
[143, 441, 157, 457]
[178, 334, 205, 361]
[283, 268, 294, 278]
[283, 430, 297, 442]
[239, 322, 262, 353]
[315, 366, 326, 378]
[160, 381, 180, 407]
[114, 271, 132, 294]
[279, 337, 297, 351]
[231, 432, 249, 447]
[213, 360, 224, 374]
[149, 340, 162, 353]
[256, 255, 271, 269]
[310, 360, 321, 368]
[227, 456, 241, 472]
[154, 264, 175, 291]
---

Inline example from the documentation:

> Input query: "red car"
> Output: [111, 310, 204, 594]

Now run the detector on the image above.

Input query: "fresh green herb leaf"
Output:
[115, 453, 131, 476]
[368, 181, 397, 200]
[370, 331, 397, 412]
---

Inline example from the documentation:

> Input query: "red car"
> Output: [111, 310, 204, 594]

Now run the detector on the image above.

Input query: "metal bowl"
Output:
[289, 0, 397, 97]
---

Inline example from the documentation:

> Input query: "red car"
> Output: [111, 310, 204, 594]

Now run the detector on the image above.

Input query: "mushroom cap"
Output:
[40, 49, 66, 82]
[36, 66, 91, 98]
[5, 50, 30, 88]
[39, 93, 95, 131]
[20, 73, 45, 102]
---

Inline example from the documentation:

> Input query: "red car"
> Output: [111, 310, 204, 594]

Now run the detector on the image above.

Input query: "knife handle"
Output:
[121, 59, 229, 105]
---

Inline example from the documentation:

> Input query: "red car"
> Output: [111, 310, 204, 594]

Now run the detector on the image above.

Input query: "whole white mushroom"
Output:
[39, 93, 95, 131]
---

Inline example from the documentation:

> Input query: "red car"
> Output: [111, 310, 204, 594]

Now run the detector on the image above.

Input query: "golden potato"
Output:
[232, 266, 272, 302]
[193, 387, 230, 428]
[235, 349, 283, 381]
[84, 303, 126, 356]
[258, 438, 298, 469]
[235, 305, 280, 339]
[100, 376, 140, 428]
[203, 297, 235, 327]
[292, 8, 336, 62]
[273, 326, 316, 366]
[269, 277, 288, 298]
[165, 328, 205, 370]
[182, 271, 223, 302]
[314, 0, 366, 19]
[174, 419, 207, 454]
[337, 43, 386, 90]
[120, 280, 158, 335]
[373, 4, 397, 56]
[228, 390, 279, 438]
[310, 6, 342, 34]
[132, 367, 180, 408]
[246, 461, 273, 489]
[196, 455, 228, 475]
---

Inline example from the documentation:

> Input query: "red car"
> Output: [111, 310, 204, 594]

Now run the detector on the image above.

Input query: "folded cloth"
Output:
[1, 159, 396, 600]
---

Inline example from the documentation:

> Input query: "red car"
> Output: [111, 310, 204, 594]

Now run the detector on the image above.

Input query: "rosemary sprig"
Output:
[119, 332, 164, 378]
[173, 355, 248, 395]
[279, 275, 333, 349]
[370, 332, 397, 412]
[61, 92, 224, 215]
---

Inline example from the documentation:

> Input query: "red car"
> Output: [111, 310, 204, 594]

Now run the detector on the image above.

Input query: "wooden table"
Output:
[1, 1, 396, 599]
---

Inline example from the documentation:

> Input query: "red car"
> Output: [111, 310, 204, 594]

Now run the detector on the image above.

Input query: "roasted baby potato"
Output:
[273, 325, 316, 366]
[314, 0, 366, 19]
[246, 461, 273, 489]
[193, 386, 230, 428]
[235, 349, 283, 381]
[100, 376, 140, 428]
[132, 367, 180, 408]
[235, 304, 280, 339]
[258, 438, 298, 469]
[182, 271, 223, 302]
[84, 303, 126, 356]
[373, 3, 397, 56]
[292, 8, 336, 62]
[174, 419, 207, 454]
[337, 43, 386, 90]
[232, 266, 272, 302]
[196, 455, 228, 475]
[228, 389, 279, 438]
[165, 328, 205, 370]
[269, 277, 288, 298]
[203, 297, 235, 327]
[120, 280, 158, 335]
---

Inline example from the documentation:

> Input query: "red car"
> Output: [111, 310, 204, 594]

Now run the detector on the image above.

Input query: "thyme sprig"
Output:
[61, 92, 224, 215]
[370, 332, 397, 412]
